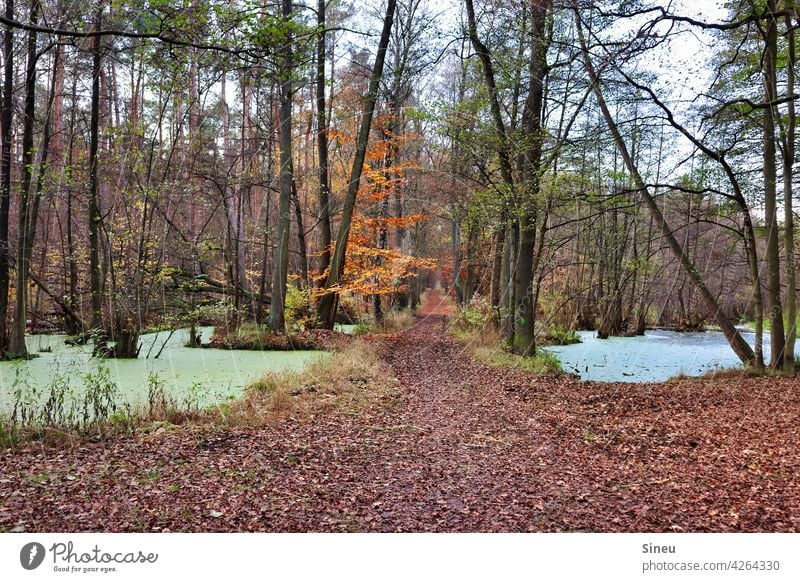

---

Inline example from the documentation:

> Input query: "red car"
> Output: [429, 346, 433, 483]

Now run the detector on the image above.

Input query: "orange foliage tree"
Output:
[312, 112, 435, 315]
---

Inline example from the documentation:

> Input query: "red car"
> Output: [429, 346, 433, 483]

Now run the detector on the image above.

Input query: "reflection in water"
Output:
[0, 327, 326, 411]
[546, 329, 780, 383]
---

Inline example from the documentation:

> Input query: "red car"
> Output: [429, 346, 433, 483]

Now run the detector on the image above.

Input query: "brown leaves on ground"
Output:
[1, 290, 799, 532]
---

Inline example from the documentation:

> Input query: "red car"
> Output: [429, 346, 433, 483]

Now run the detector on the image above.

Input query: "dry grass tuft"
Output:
[451, 323, 563, 376]
[375, 310, 417, 333]
[224, 340, 398, 424]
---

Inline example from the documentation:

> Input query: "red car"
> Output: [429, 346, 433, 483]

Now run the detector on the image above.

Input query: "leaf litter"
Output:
[1, 291, 798, 532]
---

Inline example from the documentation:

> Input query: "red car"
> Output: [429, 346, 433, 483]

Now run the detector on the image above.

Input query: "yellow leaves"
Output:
[331, 220, 436, 297]
[357, 214, 428, 231]
[326, 127, 354, 146]
[365, 140, 393, 162]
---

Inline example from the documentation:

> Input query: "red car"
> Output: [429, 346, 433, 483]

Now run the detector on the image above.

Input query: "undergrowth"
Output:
[229, 340, 398, 423]
[209, 324, 327, 350]
[0, 341, 394, 447]
[349, 309, 417, 335]
[0, 363, 213, 446]
[472, 346, 563, 375]
[448, 295, 564, 376]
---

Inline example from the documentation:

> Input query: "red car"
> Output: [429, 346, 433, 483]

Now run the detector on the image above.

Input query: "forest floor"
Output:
[1, 288, 799, 532]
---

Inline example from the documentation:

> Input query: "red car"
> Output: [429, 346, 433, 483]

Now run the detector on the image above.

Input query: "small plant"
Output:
[545, 325, 581, 346]
[147, 372, 177, 417]
[285, 286, 317, 331]
[449, 294, 495, 337]
[183, 381, 209, 413]
[41, 366, 77, 427]
[0, 421, 18, 447]
[353, 320, 371, 335]
[249, 376, 280, 394]
[11, 365, 39, 429]
[81, 365, 119, 432]
[108, 404, 135, 433]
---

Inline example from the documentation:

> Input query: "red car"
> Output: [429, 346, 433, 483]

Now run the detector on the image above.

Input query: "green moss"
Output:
[543, 326, 582, 346]
[472, 346, 563, 375]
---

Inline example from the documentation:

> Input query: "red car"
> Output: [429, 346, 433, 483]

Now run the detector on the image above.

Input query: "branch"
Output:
[0, 14, 247, 55]
[590, 4, 792, 32]
[707, 94, 800, 120]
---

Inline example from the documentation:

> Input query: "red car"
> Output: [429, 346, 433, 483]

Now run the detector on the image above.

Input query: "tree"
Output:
[573, 3, 756, 367]
[0, 0, 13, 355]
[269, 0, 295, 333]
[465, 0, 550, 356]
[317, 0, 398, 328]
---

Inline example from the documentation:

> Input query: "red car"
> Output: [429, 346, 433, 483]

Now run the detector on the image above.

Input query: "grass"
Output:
[664, 358, 795, 384]
[349, 309, 417, 335]
[222, 339, 398, 424]
[375, 310, 416, 332]
[541, 326, 582, 346]
[449, 319, 564, 376]
[472, 347, 563, 375]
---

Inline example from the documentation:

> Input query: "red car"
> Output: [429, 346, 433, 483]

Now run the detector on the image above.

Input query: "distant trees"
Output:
[0, 0, 439, 358]
[433, 0, 799, 371]
[0, 0, 797, 374]
[588, 0, 800, 371]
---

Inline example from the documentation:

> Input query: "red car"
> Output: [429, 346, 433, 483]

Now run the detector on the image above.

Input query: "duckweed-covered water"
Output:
[0, 327, 327, 413]
[546, 328, 780, 383]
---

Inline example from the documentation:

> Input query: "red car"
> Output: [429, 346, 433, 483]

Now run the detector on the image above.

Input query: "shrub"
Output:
[544, 325, 581, 346]
[449, 294, 494, 336]
[353, 320, 371, 335]
[285, 286, 317, 331]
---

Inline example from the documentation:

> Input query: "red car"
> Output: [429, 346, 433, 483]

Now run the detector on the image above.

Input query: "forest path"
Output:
[1, 290, 799, 531]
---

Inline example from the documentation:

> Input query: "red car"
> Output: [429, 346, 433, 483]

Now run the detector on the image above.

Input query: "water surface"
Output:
[546, 329, 777, 382]
[0, 327, 326, 412]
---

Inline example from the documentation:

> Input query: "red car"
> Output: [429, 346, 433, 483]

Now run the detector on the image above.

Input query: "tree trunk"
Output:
[8, 0, 40, 359]
[291, 170, 309, 288]
[782, 10, 797, 373]
[463, 218, 478, 306]
[490, 222, 504, 313]
[316, 0, 332, 285]
[64, 63, 80, 335]
[762, 0, 786, 369]
[270, 0, 294, 332]
[89, 9, 104, 333]
[317, 0, 397, 328]
[0, 0, 13, 354]
[257, 82, 276, 325]
[452, 214, 463, 304]
[501, 221, 517, 343]
[512, 0, 548, 357]
[10, 0, 53, 357]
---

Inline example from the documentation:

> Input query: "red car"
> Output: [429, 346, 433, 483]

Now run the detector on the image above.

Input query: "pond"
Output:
[545, 328, 781, 383]
[0, 327, 327, 414]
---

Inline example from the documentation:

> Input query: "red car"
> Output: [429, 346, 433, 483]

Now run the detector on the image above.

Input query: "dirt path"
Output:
[1, 289, 799, 531]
